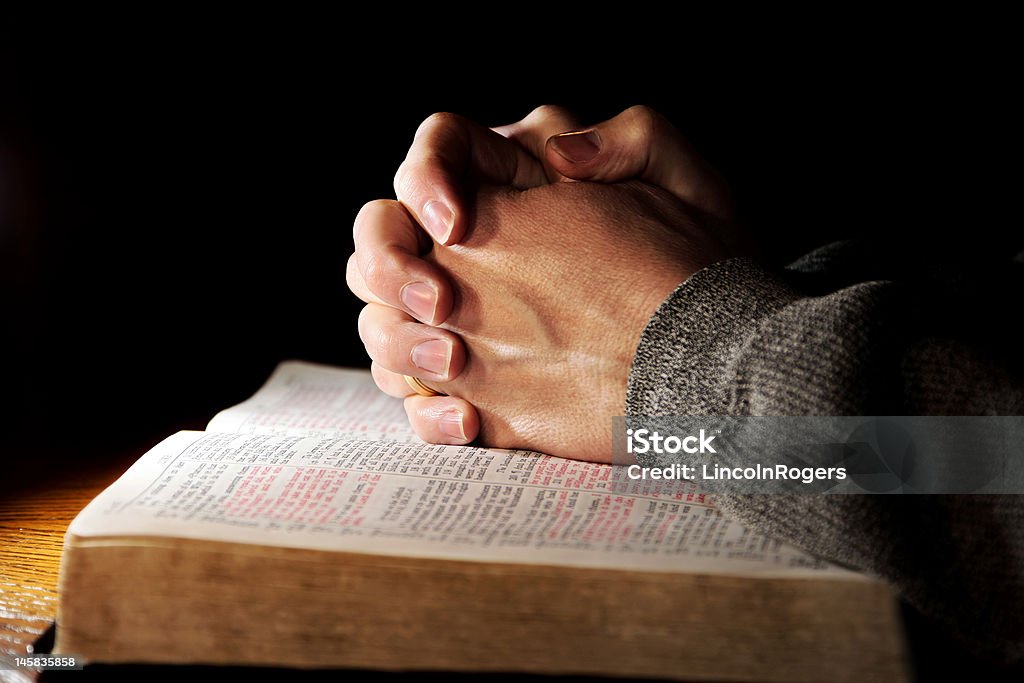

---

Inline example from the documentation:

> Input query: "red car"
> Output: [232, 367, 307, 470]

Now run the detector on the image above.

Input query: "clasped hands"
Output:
[347, 105, 741, 462]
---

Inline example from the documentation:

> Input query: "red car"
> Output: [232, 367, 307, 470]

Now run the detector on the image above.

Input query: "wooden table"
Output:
[1, 451, 139, 682]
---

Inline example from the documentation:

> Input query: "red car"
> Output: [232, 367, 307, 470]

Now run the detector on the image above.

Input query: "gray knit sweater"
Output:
[626, 243, 1024, 669]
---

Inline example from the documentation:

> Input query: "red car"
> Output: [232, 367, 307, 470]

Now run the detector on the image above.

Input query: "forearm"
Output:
[626, 249, 1024, 663]
[628, 250, 1024, 418]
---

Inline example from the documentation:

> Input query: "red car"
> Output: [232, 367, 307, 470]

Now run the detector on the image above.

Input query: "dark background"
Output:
[2, 21, 1019, 460]
[3, 19, 1023, 680]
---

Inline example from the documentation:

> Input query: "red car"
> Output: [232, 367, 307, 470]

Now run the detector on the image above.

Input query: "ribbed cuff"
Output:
[626, 257, 803, 417]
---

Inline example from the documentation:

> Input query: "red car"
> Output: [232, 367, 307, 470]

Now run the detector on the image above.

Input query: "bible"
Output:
[55, 361, 909, 681]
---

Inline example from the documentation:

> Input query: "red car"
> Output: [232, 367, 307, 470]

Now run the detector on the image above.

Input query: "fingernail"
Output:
[411, 339, 451, 378]
[550, 130, 600, 163]
[401, 282, 437, 323]
[422, 200, 454, 244]
[439, 409, 466, 441]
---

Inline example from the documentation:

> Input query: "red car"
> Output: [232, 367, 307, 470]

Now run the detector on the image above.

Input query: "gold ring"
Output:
[404, 375, 445, 397]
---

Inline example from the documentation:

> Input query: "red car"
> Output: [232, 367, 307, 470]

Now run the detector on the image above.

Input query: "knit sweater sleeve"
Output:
[625, 255, 1024, 665]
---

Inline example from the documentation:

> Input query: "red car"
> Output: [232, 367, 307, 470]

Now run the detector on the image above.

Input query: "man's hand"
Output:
[400, 105, 737, 248]
[347, 106, 742, 454]
[354, 180, 728, 460]
[349, 106, 740, 324]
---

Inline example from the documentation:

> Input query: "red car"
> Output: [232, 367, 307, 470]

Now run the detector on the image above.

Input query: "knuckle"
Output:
[356, 305, 374, 344]
[392, 160, 410, 198]
[393, 158, 429, 201]
[369, 362, 389, 390]
[524, 104, 569, 125]
[414, 111, 462, 140]
[372, 324, 404, 365]
[344, 253, 360, 291]
[357, 309, 400, 364]
[360, 250, 398, 295]
[398, 112, 465, 199]
[353, 199, 392, 240]
[624, 104, 664, 140]
[370, 362, 404, 397]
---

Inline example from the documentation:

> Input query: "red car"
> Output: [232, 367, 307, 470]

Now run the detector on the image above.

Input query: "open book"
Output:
[55, 361, 908, 681]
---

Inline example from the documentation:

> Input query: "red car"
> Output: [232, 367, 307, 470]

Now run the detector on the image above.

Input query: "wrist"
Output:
[626, 258, 804, 417]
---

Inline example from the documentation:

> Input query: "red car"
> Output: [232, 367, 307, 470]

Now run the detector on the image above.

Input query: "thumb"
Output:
[545, 105, 734, 222]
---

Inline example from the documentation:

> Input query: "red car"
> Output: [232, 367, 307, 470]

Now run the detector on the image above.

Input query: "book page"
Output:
[207, 361, 417, 441]
[69, 431, 858, 578]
